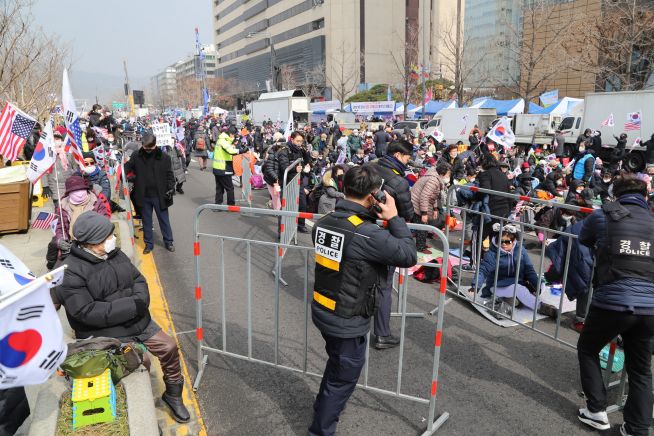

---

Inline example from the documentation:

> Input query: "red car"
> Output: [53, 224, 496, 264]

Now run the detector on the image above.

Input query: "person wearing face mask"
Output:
[438, 144, 465, 183]
[278, 131, 311, 232]
[370, 140, 415, 349]
[53, 175, 110, 262]
[124, 133, 176, 254]
[309, 165, 416, 435]
[54, 211, 190, 423]
[317, 165, 346, 214]
[538, 168, 565, 198]
[78, 152, 111, 202]
[467, 224, 559, 319]
[43, 126, 78, 208]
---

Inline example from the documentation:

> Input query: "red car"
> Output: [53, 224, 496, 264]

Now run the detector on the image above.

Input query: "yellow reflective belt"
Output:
[313, 291, 336, 311]
[315, 254, 339, 271]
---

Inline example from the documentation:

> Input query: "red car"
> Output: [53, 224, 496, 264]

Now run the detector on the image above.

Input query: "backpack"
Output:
[307, 184, 324, 213]
[250, 173, 265, 189]
[60, 337, 145, 384]
[195, 137, 206, 151]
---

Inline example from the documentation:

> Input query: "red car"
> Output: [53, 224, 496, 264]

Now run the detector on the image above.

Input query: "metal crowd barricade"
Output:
[274, 158, 303, 285]
[192, 205, 450, 435]
[119, 157, 136, 253]
[239, 155, 253, 208]
[443, 184, 628, 411]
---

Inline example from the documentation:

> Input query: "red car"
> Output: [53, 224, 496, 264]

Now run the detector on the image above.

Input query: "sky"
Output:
[31, 0, 213, 102]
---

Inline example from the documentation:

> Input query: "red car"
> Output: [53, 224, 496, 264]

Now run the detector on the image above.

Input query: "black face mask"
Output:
[143, 147, 156, 153]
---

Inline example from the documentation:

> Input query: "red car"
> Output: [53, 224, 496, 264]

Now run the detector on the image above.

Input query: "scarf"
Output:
[68, 194, 92, 239]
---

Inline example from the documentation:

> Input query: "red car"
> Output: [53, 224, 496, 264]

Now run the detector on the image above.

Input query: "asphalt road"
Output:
[150, 161, 629, 436]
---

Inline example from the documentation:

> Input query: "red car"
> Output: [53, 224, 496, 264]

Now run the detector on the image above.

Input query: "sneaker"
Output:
[143, 246, 153, 255]
[297, 226, 309, 234]
[572, 321, 584, 333]
[461, 264, 476, 272]
[578, 408, 610, 431]
[620, 422, 633, 436]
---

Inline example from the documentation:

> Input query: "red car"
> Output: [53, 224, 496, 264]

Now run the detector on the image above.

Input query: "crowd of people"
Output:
[4, 102, 654, 435]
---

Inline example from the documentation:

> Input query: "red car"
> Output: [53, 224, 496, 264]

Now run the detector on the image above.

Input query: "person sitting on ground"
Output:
[53, 211, 190, 423]
[538, 168, 564, 198]
[318, 165, 346, 214]
[410, 162, 452, 253]
[351, 148, 368, 165]
[468, 223, 559, 318]
[52, 176, 110, 264]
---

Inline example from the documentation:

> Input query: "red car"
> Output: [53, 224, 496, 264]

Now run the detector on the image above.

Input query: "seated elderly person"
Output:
[53, 211, 190, 423]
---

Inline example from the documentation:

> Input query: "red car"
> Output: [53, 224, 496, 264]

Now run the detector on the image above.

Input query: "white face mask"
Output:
[562, 215, 573, 222]
[579, 145, 585, 152]
[103, 235, 117, 253]
[83, 165, 96, 175]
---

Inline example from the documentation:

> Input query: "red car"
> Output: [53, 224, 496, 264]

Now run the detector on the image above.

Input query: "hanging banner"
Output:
[349, 101, 395, 113]
[540, 90, 559, 107]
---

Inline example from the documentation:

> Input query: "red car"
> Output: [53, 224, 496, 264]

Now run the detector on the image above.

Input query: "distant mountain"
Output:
[68, 70, 149, 106]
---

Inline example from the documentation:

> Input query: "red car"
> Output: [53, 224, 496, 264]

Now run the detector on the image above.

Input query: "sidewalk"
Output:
[1, 203, 159, 436]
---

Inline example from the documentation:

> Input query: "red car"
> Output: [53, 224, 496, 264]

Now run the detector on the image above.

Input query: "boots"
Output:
[162, 379, 190, 423]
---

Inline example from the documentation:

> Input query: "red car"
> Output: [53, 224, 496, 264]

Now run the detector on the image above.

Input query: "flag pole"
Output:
[53, 156, 67, 241]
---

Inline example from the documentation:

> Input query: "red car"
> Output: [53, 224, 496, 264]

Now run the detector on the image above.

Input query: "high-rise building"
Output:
[212, 0, 460, 100]
[463, 0, 522, 89]
[150, 66, 178, 108]
[174, 44, 220, 79]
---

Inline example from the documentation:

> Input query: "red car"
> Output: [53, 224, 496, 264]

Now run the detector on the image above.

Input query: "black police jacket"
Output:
[311, 200, 417, 338]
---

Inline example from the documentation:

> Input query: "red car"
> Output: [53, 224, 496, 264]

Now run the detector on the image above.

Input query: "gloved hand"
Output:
[134, 298, 148, 317]
[57, 239, 72, 252]
[42, 186, 53, 199]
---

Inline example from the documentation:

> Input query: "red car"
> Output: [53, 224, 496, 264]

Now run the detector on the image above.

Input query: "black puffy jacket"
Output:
[477, 166, 511, 218]
[262, 146, 284, 185]
[373, 155, 414, 221]
[277, 141, 310, 185]
[55, 245, 151, 340]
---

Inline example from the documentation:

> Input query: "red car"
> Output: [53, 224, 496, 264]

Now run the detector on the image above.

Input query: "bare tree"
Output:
[175, 77, 202, 109]
[300, 63, 326, 99]
[0, 0, 71, 121]
[326, 41, 360, 110]
[279, 64, 298, 91]
[438, 1, 490, 107]
[577, 0, 654, 91]
[390, 23, 420, 119]
[500, 0, 577, 113]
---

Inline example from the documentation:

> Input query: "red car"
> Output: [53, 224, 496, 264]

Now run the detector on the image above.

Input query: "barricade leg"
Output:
[193, 237, 207, 391]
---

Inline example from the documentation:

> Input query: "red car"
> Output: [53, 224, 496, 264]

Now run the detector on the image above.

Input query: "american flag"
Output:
[0, 102, 37, 161]
[625, 112, 641, 131]
[64, 111, 85, 167]
[31, 211, 56, 230]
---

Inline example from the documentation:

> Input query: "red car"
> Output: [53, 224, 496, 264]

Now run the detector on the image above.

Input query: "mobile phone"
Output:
[371, 179, 386, 213]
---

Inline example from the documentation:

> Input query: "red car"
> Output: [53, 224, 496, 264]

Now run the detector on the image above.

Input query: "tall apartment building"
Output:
[212, 0, 459, 100]
[463, 0, 522, 89]
[174, 44, 220, 80]
[519, 0, 601, 99]
[150, 66, 178, 108]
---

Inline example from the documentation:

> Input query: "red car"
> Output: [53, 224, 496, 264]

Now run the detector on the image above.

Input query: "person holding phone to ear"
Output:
[309, 164, 417, 436]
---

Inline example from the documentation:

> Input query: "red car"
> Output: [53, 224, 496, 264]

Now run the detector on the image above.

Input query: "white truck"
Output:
[249, 89, 311, 126]
[556, 90, 654, 171]
[426, 108, 496, 143]
[512, 113, 566, 146]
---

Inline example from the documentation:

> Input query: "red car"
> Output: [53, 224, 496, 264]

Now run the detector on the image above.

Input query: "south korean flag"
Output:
[0, 266, 67, 389]
[0, 244, 36, 294]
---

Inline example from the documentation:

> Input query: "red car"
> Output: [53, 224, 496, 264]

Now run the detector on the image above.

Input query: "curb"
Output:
[121, 368, 159, 436]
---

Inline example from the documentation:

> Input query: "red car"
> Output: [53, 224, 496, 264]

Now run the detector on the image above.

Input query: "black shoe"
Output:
[297, 226, 309, 233]
[373, 335, 400, 350]
[165, 244, 175, 252]
[143, 246, 152, 255]
[176, 187, 184, 194]
[162, 380, 190, 423]
[538, 302, 560, 318]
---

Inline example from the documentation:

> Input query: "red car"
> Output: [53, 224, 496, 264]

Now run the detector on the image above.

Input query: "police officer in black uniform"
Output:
[309, 164, 417, 436]
[577, 174, 654, 435]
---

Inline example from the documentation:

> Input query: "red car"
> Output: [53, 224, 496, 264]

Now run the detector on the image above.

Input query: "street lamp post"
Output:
[247, 31, 276, 92]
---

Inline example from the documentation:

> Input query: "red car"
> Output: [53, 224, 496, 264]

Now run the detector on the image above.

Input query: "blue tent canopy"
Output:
[423, 100, 457, 115]
[528, 102, 543, 113]
[475, 98, 525, 116]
